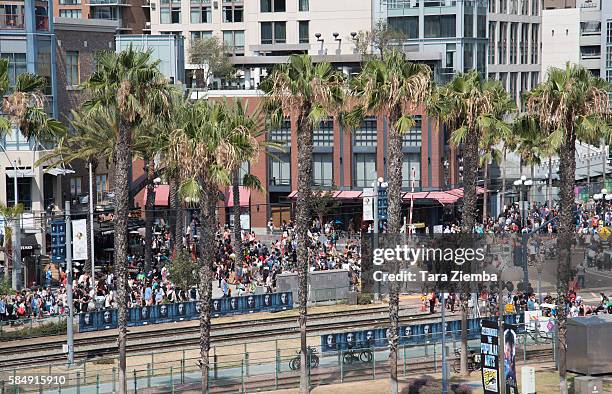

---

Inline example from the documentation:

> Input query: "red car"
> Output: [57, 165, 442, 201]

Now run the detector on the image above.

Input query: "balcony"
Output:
[0, 14, 25, 29]
[88, 0, 129, 6]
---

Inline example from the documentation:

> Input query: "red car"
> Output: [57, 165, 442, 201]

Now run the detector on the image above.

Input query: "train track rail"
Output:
[0, 307, 448, 368]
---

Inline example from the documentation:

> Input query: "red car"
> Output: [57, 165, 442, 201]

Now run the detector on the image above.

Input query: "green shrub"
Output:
[0, 319, 68, 341]
[357, 293, 373, 305]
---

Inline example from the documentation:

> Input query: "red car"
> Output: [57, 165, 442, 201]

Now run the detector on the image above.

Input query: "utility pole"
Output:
[372, 172, 379, 301]
[441, 293, 448, 394]
[498, 276, 506, 394]
[65, 201, 74, 366]
[89, 162, 95, 287]
[12, 160, 22, 290]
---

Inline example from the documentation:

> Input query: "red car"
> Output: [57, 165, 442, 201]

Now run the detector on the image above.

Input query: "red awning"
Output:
[288, 190, 298, 198]
[336, 191, 363, 199]
[224, 187, 251, 208]
[403, 191, 430, 200]
[142, 184, 170, 206]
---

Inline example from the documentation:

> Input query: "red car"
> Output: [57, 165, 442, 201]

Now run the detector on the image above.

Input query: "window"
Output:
[191, 31, 213, 41]
[59, 9, 81, 18]
[261, 21, 286, 44]
[223, 30, 245, 51]
[161, 4, 181, 24]
[477, 42, 486, 73]
[354, 117, 377, 147]
[402, 115, 422, 147]
[6, 176, 32, 210]
[489, 22, 496, 64]
[388, 16, 419, 39]
[261, 0, 285, 12]
[498, 22, 507, 64]
[581, 22, 601, 36]
[59, 0, 81, 4]
[464, 43, 474, 72]
[70, 177, 82, 198]
[464, 12, 473, 38]
[401, 155, 421, 189]
[477, 15, 486, 38]
[268, 118, 291, 144]
[299, 21, 309, 44]
[1, 53, 27, 86]
[0, 4, 25, 28]
[314, 118, 333, 147]
[530, 26, 538, 64]
[96, 174, 109, 201]
[313, 153, 333, 186]
[223, 3, 243, 22]
[510, 23, 518, 64]
[65, 51, 79, 86]
[354, 154, 376, 188]
[190, 1, 211, 23]
[299, 0, 308, 11]
[445, 44, 455, 69]
[424, 15, 456, 38]
[270, 154, 291, 186]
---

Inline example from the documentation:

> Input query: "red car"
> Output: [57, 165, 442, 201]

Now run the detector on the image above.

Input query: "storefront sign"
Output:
[481, 319, 500, 394]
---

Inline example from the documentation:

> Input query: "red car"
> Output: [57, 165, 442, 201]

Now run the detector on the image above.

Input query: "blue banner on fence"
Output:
[320, 314, 524, 352]
[78, 292, 293, 332]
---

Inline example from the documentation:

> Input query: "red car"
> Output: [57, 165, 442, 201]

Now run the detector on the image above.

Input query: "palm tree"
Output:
[347, 49, 431, 392]
[261, 54, 345, 394]
[168, 98, 260, 391]
[36, 108, 116, 274]
[525, 64, 609, 394]
[82, 48, 173, 394]
[0, 203, 24, 283]
[429, 70, 512, 375]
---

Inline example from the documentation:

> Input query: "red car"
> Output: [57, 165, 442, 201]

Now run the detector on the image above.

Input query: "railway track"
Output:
[0, 307, 448, 368]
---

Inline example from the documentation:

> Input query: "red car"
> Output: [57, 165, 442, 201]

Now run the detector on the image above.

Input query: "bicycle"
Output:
[342, 347, 374, 364]
[452, 348, 481, 373]
[289, 346, 320, 370]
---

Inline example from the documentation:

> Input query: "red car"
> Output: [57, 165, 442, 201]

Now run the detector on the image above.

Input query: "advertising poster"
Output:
[503, 324, 518, 394]
[481, 319, 500, 394]
[72, 219, 88, 261]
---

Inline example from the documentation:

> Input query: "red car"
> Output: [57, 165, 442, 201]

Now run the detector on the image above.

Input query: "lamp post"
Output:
[593, 188, 610, 219]
[514, 176, 533, 290]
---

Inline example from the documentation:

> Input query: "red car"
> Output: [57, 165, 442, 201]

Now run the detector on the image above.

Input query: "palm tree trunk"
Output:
[86, 161, 98, 276]
[198, 183, 217, 392]
[198, 183, 218, 393]
[548, 156, 553, 209]
[232, 169, 243, 266]
[460, 128, 479, 376]
[386, 109, 403, 394]
[172, 173, 184, 253]
[114, 121, 132, 394]
[296, 111, 313, 394]
[557, 122, 576, 394]
[169, 172, 180, 253]
[144, 158, 156, 272]
[501, 147, 507, 212]
[482, 162, 489, 224]
[530, 164, 535, 218]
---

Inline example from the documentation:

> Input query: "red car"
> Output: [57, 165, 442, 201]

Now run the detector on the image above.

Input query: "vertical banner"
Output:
[72, 219, 88, 261]
[481, 319, 500, 394]
[362, 188, 374, 221]
[503, 324, 518, 394]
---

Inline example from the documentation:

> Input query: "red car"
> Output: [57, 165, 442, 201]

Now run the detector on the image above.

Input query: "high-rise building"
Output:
[379, 0, 488, 84]
[0, 1, 59, 285]
[542, 0, 601, 77]
[52, 0, 148, 33]
[150, 0, 372, 87]
[487, 0, 542, 106]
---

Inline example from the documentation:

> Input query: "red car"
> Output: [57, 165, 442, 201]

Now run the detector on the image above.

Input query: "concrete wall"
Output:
[541, 8, 580, 75]
[276, 269, 350, 303]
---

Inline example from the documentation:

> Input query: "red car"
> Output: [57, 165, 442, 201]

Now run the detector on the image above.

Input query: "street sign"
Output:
[598, 227, 611, 241]
[51, 220, 66, 263]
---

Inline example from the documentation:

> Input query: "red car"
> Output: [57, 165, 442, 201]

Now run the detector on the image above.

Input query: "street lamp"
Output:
[513, 176, 533, 291]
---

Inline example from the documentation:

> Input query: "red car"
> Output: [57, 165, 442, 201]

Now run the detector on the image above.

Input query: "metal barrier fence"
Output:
[0, 325, 555, 393]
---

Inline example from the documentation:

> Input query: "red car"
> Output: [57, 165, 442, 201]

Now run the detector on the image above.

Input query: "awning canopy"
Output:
[403, 187, 486, 205]
[20, 234, 40, 251]
[46, 168, 75, 176]
[5, 169, 35, 178]
[142, 184, 170, 206]
[224, 186, 251, 207]
[288, 190, 363, 199]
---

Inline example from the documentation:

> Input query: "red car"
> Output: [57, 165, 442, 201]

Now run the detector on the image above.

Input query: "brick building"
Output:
[53, 0, 148, 34]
